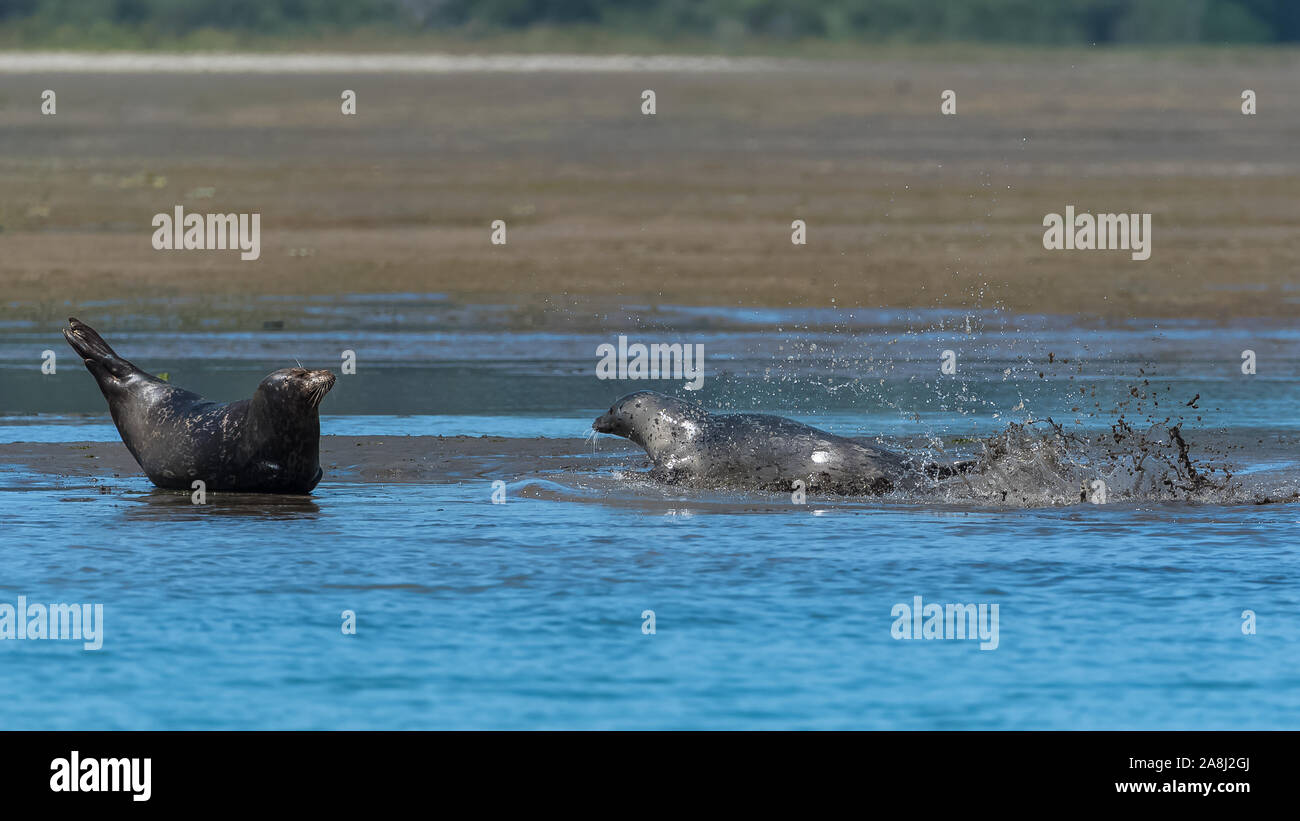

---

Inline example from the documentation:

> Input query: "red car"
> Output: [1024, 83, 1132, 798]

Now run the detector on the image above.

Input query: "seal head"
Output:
[594, 390, 709, 462]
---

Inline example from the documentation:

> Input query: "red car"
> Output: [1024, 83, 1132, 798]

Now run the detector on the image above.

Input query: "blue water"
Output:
[3, 470, 1296, 729]
[2, 300, 1298, 729]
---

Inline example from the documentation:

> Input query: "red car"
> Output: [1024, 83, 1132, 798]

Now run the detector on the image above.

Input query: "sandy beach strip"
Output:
[0, 51, 792, 74]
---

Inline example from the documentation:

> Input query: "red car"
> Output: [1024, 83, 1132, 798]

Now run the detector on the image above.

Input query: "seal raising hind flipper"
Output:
[63, 317, 336, 494]
[592, 390, 966, 495]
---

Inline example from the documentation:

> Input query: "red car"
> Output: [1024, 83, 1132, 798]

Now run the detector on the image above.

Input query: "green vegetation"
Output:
[0, 1, 1297, 51]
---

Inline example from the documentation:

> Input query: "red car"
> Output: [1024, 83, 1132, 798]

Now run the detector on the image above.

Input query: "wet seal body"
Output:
[63, 317, 336, 493]
[594, 390, 962, 495]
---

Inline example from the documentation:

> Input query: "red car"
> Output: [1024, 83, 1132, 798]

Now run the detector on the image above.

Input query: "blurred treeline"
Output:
[1, 0, 1298, 44]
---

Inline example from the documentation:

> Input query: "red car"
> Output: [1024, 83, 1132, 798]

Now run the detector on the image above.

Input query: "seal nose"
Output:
[310, 370, 337, 392]
[300, 369, 336, 408]
[592, 413, 613, 433]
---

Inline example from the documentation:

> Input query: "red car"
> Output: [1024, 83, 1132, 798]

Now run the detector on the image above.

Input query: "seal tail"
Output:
[63, 317, 138, 381]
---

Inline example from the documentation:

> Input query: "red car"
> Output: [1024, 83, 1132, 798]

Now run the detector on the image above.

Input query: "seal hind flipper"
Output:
[924, 459, 976, 479]
[63, 317, 139, 381]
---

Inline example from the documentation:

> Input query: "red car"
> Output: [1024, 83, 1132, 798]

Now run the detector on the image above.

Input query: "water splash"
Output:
[921, 418, 1247, 507]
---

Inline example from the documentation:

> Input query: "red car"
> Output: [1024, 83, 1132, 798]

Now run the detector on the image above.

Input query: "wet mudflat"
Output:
[2, 51, 1300, 321]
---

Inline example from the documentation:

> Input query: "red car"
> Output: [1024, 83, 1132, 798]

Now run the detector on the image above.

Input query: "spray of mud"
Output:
[917, 417, 1247, 507]
[777, 311, 1299, 506]
[903, 361, 1300, 507]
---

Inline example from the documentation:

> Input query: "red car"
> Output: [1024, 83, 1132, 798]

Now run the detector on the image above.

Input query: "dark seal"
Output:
[593, 390, 965, 495]
[63, 317, 336, 493]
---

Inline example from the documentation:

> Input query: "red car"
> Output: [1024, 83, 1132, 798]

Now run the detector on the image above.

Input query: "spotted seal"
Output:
[593, 390, 963, 494]
[63, 317, 335, 493]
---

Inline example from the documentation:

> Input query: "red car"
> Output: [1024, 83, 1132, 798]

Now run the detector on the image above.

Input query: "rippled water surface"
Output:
[1, 297, 1297, 729]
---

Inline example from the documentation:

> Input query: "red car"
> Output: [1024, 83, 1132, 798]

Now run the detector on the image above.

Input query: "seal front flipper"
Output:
[63, 317, 143, 384]
[649, 464, 687, 485]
